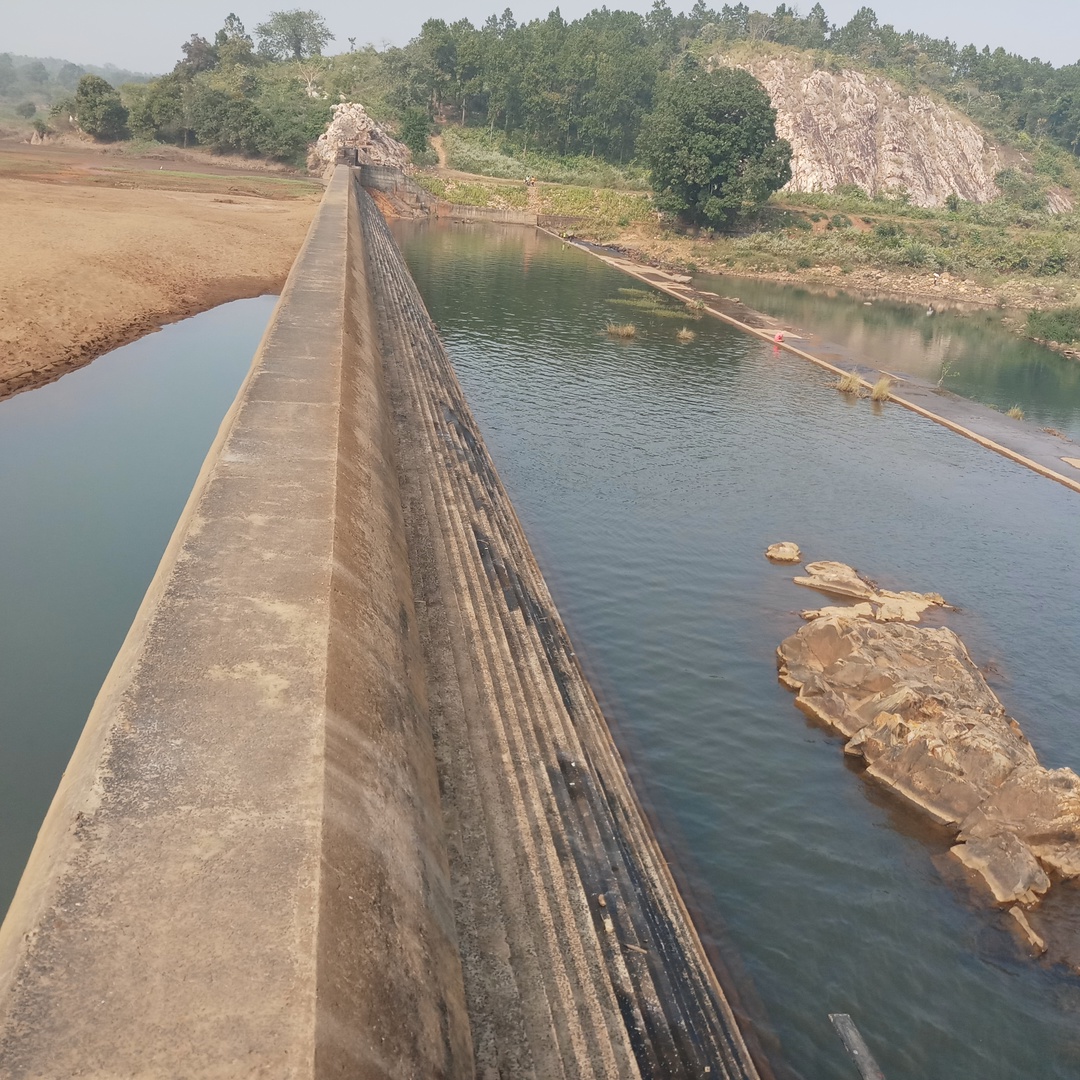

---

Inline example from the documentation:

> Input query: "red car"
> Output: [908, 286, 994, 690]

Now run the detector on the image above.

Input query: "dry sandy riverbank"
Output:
[0, 144, 322, 400]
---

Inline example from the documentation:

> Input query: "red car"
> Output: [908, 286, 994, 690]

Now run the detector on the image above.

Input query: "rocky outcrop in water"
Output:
[765, 541, 802, 563]
[776, 560, 1080, 959]
[716, 51, 1005, 208]
[308, 103, 409, 177]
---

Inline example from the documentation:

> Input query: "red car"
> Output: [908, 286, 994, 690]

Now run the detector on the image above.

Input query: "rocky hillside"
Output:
[716, 51, 1004, 208]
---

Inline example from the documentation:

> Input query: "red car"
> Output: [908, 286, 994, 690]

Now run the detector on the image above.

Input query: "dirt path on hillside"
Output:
[0, 145, 321, 401]
[431, 133, 448, 169]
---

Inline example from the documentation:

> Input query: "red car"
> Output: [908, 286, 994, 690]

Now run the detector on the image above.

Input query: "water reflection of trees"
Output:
[696, 274, 1080, 434]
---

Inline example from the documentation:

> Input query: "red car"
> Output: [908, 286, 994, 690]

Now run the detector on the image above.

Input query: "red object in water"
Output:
[774, 331, 784, 343]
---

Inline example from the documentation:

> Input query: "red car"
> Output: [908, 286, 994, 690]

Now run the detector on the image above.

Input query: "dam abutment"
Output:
[0, 168, 760, 1078]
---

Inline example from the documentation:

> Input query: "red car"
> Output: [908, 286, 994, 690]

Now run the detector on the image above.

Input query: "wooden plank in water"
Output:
[829, 1013, 886, 1080]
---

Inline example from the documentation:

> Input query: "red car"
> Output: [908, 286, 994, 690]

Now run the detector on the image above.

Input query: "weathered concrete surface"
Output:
[0, 167, 473, 1077]
[360, 182, 763, 1079]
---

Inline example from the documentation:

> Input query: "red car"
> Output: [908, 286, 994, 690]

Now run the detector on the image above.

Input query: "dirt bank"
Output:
[606, 228, 1076, 315]
[0, 145, 322, 400]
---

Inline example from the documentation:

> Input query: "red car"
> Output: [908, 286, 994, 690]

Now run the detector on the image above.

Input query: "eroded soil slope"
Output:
[0, 146, 321, 400]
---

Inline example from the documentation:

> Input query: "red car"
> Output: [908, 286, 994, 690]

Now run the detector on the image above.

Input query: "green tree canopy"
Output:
[255, 9, 334, 61]
[74, 74, 129, 140]
[640, 59, 791, 228]
[177, 34, 219, 76]
[215, 13, 256, 67]
[398, 106, 432, 158]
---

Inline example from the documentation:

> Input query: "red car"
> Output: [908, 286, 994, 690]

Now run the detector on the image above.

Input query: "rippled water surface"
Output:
[393, 221, 1080, 1079]
[0, 297, 273, 918]
[693, 271, 1080, 441]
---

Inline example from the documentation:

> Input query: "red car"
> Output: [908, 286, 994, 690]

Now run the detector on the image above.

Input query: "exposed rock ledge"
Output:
[776, 560, 1080, 959]
[308, 102, 409, 177]
[718, 51, 1008, 209]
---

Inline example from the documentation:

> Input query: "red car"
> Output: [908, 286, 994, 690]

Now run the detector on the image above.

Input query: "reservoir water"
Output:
[392, 221, 1080, 1079]
[0, 296, 274, 919]
[2, 227, 1079, 1078]
[693, 271, 1080, 441]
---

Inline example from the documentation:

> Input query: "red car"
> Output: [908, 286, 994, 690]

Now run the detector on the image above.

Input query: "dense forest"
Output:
[2, 3, 1078, 170]
[373, 2, 1080, 163]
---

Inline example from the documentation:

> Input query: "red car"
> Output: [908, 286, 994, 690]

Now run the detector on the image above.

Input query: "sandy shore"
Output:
[0, 145, 322, 400]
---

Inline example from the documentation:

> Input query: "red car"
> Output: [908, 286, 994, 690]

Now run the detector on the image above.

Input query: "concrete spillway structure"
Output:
[0, 168, 762, 1079]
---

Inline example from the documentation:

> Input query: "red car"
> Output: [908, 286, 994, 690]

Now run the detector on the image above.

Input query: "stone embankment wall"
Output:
[0, 169, 762, 1078]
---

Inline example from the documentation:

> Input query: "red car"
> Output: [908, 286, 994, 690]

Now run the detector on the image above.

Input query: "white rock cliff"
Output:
[718, 52, 1004, 208]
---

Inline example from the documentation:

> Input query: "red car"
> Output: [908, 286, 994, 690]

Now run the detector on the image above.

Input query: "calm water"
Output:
[694, 271, 1080, 441]
[0, 296, 274, 918]
[393, 221, 1080, 1079]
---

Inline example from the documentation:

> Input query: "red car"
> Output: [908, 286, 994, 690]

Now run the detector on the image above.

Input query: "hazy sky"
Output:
[5, 0, 1078, 74]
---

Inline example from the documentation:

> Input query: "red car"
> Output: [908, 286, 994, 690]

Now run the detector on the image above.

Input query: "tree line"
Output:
[15, 4, 1078, 179]
[379, 2, 1078, 161]
[43, 11, 336, 162]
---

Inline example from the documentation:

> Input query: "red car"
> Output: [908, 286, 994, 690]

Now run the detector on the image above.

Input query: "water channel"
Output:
[0, 296, 274, 919]
[2, 226, 1080, 1077]
[392, 221, 1080, 1079]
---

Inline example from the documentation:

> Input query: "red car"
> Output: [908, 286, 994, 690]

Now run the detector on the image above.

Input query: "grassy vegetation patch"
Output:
[1027, 306, 1080, 344]
[537, 184, 652, 235]
[443, 127, 649, 189]
[836, 371, 863, 394]
[610, 294, 699, 319]
[870, 377, 893, 402]
[414, 174, 528, 209]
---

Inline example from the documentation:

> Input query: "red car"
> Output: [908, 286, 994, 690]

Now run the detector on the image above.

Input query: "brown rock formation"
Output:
[794, 559, 947, 623]
[765, 541, 802, 563]
[777, 563, 1080, 966]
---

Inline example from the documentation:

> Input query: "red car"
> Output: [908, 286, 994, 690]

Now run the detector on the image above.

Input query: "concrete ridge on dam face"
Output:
[0, 167, 762, 1079]
[357, 176, 762, 1080]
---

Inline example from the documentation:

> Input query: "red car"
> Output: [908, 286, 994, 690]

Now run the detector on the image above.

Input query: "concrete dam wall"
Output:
[0, 168, 762, 1079]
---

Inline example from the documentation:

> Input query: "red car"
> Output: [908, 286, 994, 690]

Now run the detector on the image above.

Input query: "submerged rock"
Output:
[1009, 906, 1048, 954]
[952, 833, 1051, 905]
[776, 566, 1080, 961]
[794, 559, 947, 623]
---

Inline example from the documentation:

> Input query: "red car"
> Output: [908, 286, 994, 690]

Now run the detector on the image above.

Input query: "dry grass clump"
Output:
[606, 322, 638, 339]
[1007, 404, 1025, 420]
[686, 298, 706, 311]
[836, 371, 862, 395]
[870, 376, 893, 402]
[676, 326, 697, 342]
